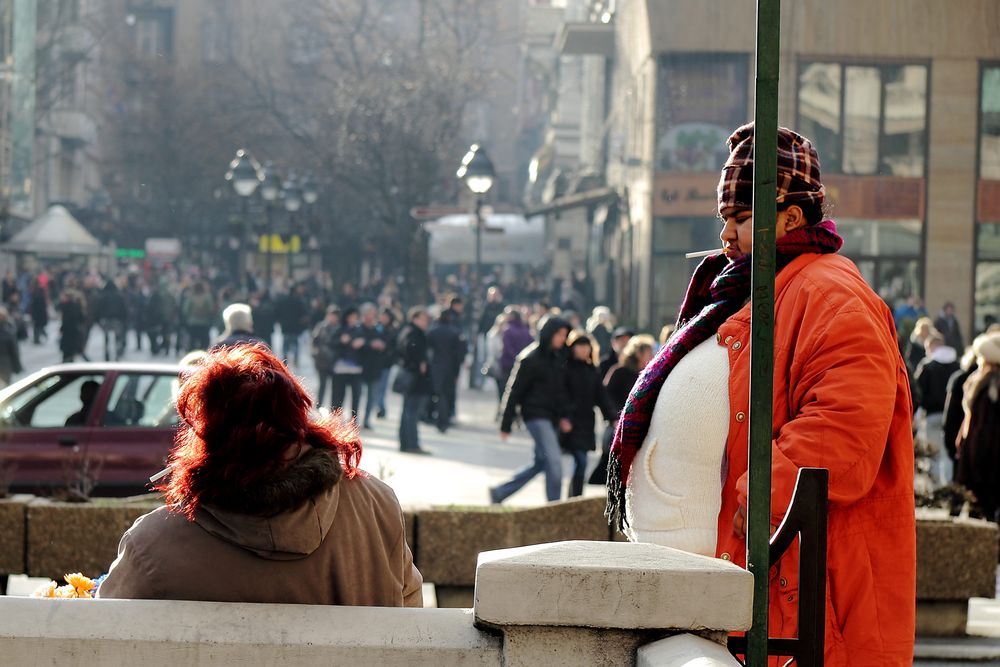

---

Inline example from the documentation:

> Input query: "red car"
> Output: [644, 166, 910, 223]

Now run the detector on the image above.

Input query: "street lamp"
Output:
[259, 162, 282, 293]
[301, 173, 319, 205]
[457, 144, 495, 389]
[225, 149, 262, 291]
[283, 174, 303, 213]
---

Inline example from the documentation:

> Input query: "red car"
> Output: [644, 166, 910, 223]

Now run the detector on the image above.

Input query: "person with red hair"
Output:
[99, 344, 422, 607]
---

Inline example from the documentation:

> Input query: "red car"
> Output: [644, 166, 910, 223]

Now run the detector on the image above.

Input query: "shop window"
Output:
[981, 66, 1000, 180]
[798, 61, 927, 177]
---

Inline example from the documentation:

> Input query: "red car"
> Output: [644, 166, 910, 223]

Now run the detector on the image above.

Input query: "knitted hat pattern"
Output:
[717, 122, 826, 215]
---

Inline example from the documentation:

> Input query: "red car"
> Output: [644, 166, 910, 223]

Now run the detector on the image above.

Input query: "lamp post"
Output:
[259, 162, 282, 293]
[225, 149, 262, 292]
[282, 173, 304, 284]
[457, 144, 496, 389]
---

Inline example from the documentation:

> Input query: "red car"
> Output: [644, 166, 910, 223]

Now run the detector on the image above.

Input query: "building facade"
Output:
[534, 0, 1000, 340]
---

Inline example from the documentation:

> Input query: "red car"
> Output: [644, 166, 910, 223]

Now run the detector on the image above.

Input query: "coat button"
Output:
[724, 336, 733, 344]
[780, 577, 787, 587]
[721, 552, 731, 561]
[716, 333, 722, 343]
[787, 595, 795, 602]
[732, 341, 742, 350]
[736, 412, 746, 422]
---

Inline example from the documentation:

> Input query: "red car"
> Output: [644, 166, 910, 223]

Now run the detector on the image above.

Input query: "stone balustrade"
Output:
[0, 540, 750, 666]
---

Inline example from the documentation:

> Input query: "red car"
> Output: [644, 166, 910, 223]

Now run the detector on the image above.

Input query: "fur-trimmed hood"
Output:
[193, 448, 343, 560]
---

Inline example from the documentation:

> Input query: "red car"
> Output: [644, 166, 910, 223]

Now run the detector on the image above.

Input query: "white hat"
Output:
[973, 331, 1000, 365]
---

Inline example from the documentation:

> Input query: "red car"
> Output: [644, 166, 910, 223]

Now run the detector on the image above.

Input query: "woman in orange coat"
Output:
[611, 124, 915, 665]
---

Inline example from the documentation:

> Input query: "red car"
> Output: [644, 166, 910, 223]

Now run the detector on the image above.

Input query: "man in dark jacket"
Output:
[356, 303, 389, 429]
[427, 309, 467, 433]
[490, 316, 572, 503]
[934, 302, 964, 354]
[276, 285, 309, 365]
[96, 278, 128, 361]
[397, 307, 433, 455]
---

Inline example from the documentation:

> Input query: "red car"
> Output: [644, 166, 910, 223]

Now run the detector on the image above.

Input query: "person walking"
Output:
[330, 307, 364, 420]
[934, 302, 965, 354]
[588, 334, 656, 486]
[427, 309, 466, 433]
[562, 330, 615, 498]
[491, 316, 573, 504]
[211, 303, 264, 350]
[373, 308, 398, 419]
[57, 280, 88, 362]
[906, 317, 936, 374]
[0, 307, 23, 388]
[96, 277, 128, 361]
[356, 303, 389, 430]
[396, 307, 433, 455]
[586, 306, 615, 365]
[29, 278, 49, 345]
[182, 281, 216, 351]
[498, 308, 533, 397]
[956, 332, 1000, 520]
[277, 284, 309, 366]
[914, 333, 961, 485]
[611, 124, 915, 664]
[310, 306, 341, 407]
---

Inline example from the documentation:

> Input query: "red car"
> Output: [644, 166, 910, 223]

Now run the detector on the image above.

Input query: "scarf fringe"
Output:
[604, 451, 627, 532]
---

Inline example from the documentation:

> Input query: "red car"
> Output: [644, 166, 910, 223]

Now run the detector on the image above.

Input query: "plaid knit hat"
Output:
[717, 122, 826, 216]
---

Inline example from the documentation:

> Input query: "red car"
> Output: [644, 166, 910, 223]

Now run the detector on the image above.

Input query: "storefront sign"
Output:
[823, 175, 924, 220]
[653, 172, 720, 217]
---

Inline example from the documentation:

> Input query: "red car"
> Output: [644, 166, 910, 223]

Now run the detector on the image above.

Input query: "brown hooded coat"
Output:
[98, 450, 422, 607]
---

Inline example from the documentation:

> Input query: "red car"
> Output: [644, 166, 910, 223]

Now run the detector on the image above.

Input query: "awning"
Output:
[3, 205, 103, 255]
[555, 22, 615, 57]
[524, 187, 619, 217]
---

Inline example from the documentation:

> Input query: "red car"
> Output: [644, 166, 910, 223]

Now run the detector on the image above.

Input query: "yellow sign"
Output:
[258, 234, 302, 254]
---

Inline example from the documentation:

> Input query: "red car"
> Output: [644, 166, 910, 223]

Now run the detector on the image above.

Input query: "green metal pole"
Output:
[747, 0, 781, 665]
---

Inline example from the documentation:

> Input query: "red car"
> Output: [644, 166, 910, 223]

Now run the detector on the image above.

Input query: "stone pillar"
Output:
[925, 59, 980, 337]
[473, 540, 752, 667]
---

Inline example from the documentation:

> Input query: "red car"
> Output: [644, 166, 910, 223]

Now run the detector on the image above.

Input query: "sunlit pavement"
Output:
[17, 324, 606, 508]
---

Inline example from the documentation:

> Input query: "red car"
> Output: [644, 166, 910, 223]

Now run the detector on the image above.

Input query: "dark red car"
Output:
[0, 363, 185, 495]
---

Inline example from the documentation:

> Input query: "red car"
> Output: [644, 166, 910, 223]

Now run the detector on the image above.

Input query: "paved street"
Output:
[16, 324, 606, 509]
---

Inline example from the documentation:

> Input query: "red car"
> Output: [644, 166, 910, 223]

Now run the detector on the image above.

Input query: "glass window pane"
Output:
[798, 63, 842, 173]
[653, 217, 720, 254]
[656, 54, 749, 172]
[982, 66, 1000, 180]
[24, 375, 105, 428]
[975, 262, 1000, 332]
[881, 65, 926, 177]
[875, 259, 921, 304]
[104, 373, 178, 427]
[836, 218, 922, 257]
[651, 255, 694, 327]
[843, 66, 881, 175]
[978, 222, 1000, 260]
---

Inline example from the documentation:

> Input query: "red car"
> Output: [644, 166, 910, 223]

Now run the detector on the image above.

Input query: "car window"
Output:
[102, 373, 179, 428]
[0, 374, 107, 428]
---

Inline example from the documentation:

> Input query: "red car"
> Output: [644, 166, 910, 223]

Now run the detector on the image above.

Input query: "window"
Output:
[982, 66, 1000, 180]
[103, 373, 179, 427]
[650, 217, 720, 326]
[976, 65, 1000, 333]
[798, 62, 927, 177]
[656, 54, 749, 172]
[129, 7, 174, 59]
[201, 14, 232, 64]
[837, 218, 922, 304]
[0, 374, 106, 428]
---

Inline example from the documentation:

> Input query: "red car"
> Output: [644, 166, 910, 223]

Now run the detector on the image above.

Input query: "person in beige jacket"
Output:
[98, 344, 422, 607]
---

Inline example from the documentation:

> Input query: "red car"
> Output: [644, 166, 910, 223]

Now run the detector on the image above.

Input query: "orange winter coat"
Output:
[714, 253, 915, 666]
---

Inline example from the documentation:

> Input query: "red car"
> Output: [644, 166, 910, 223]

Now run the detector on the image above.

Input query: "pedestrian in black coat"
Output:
[397, 308, 433, 454]
[562, 331, 615, 497]
[427, 309, 467, 432]
[0, 308, 23, 387]
[355, 303, 389, 429]
[331, 308, 364, 418]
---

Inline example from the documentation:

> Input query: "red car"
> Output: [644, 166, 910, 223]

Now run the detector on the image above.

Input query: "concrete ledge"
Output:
[0, 598, 501, 666]
[916, 517, 997, 601]
[474, 541, 753, 632]
[0, 496, 29, 576]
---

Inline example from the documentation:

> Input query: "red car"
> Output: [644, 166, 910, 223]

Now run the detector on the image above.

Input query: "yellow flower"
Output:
[31, 581, 57, 598]
[54, 584, 76, 598]
[63, 573, 96, 597]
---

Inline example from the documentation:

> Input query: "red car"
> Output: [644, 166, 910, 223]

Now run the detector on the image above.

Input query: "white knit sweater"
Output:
[624, 338, 730, 556]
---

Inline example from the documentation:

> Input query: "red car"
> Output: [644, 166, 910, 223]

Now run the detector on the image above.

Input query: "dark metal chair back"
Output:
[729, 467, 829, 666]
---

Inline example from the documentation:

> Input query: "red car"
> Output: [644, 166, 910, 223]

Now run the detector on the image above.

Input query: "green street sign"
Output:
[115, 248, 145, 258]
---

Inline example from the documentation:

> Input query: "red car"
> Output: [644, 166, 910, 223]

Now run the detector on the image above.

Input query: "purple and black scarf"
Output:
[605, 220, 844, 530]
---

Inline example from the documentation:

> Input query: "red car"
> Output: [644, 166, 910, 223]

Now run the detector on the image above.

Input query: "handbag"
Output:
[392, 367, 414, 394]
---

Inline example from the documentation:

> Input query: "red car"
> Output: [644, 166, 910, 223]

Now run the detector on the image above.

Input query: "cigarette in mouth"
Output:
[149, 467, 171, 484]
[685, 249, 720, 259]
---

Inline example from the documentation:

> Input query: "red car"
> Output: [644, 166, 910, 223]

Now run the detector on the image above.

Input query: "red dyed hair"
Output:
[158, 344, 362, 518]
